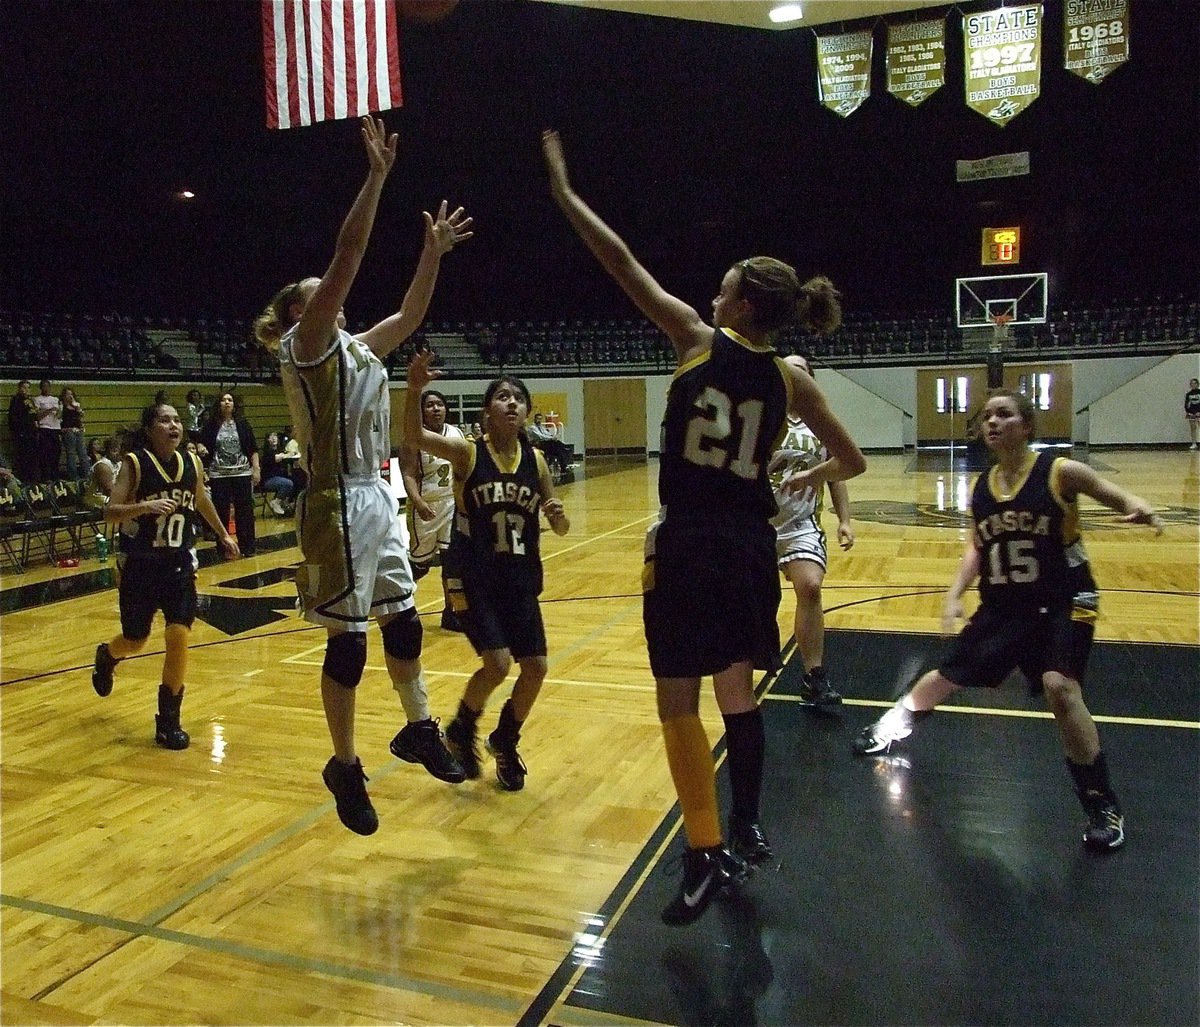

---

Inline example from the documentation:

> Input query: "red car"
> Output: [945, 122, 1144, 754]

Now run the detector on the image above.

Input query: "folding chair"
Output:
[21, 482, 72, 564]
[0, 488, 31, 573]
[50, 479, 102, 557]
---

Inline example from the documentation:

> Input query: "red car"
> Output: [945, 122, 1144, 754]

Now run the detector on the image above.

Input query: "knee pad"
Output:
[381, 608, 422, 662]
[323, 631, 367, 689]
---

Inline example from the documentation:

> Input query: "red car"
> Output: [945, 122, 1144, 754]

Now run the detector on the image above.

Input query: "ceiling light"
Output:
[769, 4, 804, 23]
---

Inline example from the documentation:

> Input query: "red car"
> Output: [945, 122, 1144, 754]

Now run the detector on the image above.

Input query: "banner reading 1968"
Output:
[1064, 0, 1130, 83]
[886, 18, 946, 107]
[816, 30, 873, 117]
[963, 3, 1043, 125]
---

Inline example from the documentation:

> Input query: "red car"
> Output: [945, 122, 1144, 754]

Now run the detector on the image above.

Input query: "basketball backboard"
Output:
[955, 272, 1048, 328]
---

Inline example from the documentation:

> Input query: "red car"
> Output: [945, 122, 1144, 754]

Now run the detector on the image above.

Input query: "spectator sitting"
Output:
[527, 412, 573, 474]
[86, 436, 122, 510]
[259, 431, 295, 515]
[0, 451, 25, 502]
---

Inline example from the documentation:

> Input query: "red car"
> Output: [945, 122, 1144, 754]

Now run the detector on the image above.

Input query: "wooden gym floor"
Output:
[1, 450, 1197, 1026]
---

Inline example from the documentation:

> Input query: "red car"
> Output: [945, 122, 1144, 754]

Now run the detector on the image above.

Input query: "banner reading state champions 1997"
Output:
[963, 3, 1044, 125]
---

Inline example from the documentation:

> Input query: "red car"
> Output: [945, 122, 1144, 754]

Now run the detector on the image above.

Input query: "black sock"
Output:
[495, 698, 522, 742]
[456, 699, 481, 727]
[1066, 751, 1119, 806]
[723, 707, 765, 824]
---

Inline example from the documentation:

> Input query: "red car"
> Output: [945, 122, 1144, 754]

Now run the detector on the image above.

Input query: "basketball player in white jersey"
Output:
[769, 353, 854, 710]
[254, 116, 473, 835]
[400, 388, 465, 631]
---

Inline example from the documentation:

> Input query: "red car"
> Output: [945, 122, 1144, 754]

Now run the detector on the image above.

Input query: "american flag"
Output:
[262, 0, 402, 130]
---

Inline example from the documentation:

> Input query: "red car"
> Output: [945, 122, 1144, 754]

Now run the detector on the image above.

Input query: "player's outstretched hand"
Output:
[425, 200, 474, 255]
[362, 115, 398, 178]
[407, 347, 442, 391]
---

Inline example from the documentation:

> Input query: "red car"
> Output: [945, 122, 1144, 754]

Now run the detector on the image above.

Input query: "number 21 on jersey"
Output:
[683, 386, 764, 480]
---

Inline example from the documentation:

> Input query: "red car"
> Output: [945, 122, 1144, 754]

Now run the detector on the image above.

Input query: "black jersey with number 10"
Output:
[121, 448, 202, 556]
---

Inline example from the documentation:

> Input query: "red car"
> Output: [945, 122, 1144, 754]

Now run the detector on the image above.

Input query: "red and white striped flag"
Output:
[262, 0, 403, 130]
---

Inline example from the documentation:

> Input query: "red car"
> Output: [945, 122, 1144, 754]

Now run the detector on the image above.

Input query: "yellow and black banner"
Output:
[886, 18, 946, 107]
[1064, 0, 1129, 83]
[816, 29, 873, 117]
[963, 3, 1044, 125]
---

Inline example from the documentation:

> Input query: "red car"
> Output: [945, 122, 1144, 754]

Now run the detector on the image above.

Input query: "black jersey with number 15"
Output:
[971, 450, 1097, 610]
[659, 328, 791, 520]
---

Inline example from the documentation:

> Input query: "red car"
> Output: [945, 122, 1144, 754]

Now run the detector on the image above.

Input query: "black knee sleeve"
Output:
[381, 608, 422, 661]
[323, 631, 367, 689]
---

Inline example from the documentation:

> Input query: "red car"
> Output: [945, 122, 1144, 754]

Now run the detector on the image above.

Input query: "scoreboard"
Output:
[981, 226, 1021, 266]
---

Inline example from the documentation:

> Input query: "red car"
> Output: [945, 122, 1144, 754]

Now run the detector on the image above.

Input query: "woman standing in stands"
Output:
[253, 116, 473, 835]
[91, 402, 239, 748]
[198, 391, 259, 556]
[6, 380, 39, 484]
[543, 130, 864, 925]
[59, 386, 91, 482]
[33, 379, 62, 483]
[185, 388, 207, 446]
[404, 355, 570, 793]
[853, 389, 1162, 853]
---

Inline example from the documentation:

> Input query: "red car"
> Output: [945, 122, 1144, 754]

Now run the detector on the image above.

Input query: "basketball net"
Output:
[990, 312, 1013, 350]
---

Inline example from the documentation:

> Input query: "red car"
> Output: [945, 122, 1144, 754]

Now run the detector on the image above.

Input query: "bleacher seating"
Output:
[1, 296, 1196, 383]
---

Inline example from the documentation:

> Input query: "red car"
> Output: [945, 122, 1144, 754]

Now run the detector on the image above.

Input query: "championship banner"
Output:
[816, 30, 874, 117]
[1064, 0, 1129, 83]
[963, 3, 1043, 125]
[886, 18, 946, 107]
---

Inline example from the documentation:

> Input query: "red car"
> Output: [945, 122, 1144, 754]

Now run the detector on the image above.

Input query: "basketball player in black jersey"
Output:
[543, 130, 865, 925]
[855, 390, 1162, 851]
[405, 357, 570, 792]
[91, 403, 239, 748]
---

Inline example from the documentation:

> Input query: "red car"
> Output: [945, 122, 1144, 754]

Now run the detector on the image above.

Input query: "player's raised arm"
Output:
[293, 116, 397, 364]
[542, 130, 709, 364]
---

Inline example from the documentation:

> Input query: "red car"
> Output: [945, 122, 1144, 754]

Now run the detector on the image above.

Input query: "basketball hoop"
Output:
[990, 313, 1013, 346]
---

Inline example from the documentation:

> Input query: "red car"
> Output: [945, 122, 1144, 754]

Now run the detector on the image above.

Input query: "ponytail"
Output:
[796, 275, 842, 336]
[734, 258, 842, 337]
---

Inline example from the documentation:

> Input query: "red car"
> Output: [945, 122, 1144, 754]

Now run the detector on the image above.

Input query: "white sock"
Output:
[394, 672, 430, 723]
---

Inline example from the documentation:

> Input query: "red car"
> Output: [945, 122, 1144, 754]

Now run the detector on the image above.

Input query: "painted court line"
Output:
[768, 693, 1200, 729]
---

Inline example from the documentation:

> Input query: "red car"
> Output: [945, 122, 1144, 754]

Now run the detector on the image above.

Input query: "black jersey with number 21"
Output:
[659, 327, 790, 520]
